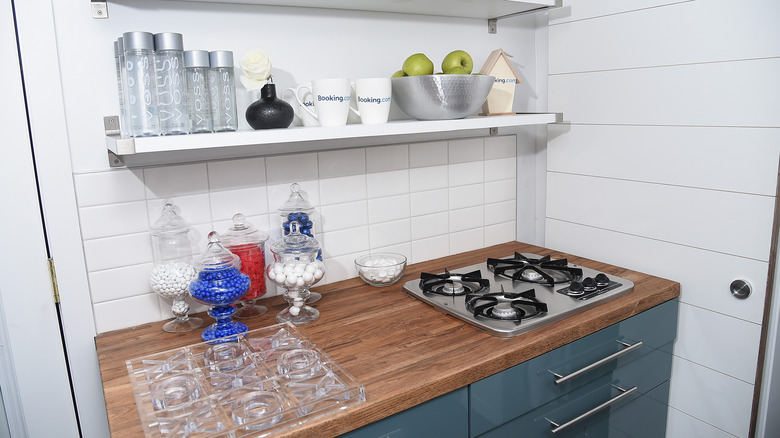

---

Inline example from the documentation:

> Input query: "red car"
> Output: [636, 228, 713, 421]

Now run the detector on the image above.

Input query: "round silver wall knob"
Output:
[730, 280, 751, 299]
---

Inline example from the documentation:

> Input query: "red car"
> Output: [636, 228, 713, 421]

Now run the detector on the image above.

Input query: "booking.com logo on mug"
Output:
[358, 96, 391, 105]
[318, 94, 350, 103]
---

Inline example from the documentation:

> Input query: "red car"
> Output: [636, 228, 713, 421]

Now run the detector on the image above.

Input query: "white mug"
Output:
[295, 79, 352, 127]
[351, 78, 392, 124]
[284, 84, 319, 127]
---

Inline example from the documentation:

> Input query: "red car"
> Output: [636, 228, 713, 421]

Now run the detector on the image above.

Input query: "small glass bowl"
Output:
[354, 252, 407, 287]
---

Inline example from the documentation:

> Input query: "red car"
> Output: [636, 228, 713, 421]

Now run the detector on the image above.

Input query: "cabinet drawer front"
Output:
[340, 387, 468, 438]
[476, 348, 673, 438]
[470, 300, 677, 436]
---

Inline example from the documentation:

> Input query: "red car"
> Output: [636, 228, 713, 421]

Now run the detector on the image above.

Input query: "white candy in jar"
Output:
[268, 261, 324, 287]
[150, 262, 195, 299]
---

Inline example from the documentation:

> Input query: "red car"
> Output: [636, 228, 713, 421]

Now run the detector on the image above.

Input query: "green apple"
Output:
[402, 53, 434, 76]
[441, 50, 474, 74]
[446, 66, 468, 74]
[391, 70, 406, 78]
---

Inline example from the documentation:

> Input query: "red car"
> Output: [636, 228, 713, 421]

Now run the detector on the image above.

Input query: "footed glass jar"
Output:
[150, 200, 203, 333]
[190, 232, 250, 342]
[278, 183, 321, 303]
[222, 213, 269, 319]
[267, 222, 323, 325]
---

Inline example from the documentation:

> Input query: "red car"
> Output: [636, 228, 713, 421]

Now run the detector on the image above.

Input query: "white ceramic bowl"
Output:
[354, 253, 407, 287]
[391, 74, 495, 120]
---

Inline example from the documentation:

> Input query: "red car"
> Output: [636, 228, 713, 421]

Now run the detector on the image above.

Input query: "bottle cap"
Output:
[153, 32, 184, 51]
[185, 50, 210, 68]
[209, 51, 234, 68]
[122, 31, 154, 51]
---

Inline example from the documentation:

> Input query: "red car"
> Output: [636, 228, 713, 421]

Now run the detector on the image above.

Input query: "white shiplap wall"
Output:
[546, 1, 780, 437]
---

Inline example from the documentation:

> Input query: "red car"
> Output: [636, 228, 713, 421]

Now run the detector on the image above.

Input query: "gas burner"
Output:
[557, 273, 623, 300]
[419, 269, 489, 296]
[465, 288, 548, 322]
[487, 252, 583, 285]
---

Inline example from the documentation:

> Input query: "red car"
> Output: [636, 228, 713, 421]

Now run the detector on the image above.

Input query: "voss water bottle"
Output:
[114, 38, 129, 138]
[208, 51, 238, 132]
[122, 31, 160, 137]
[185, 50, 213, 134]
[154, 33, 190, 135]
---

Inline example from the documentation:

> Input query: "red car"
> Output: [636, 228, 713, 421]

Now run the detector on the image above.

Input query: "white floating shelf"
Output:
[106, 113, 560, 167]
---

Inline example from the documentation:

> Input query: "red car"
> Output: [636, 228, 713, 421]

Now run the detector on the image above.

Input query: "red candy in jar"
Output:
[222, 213, 270, 319]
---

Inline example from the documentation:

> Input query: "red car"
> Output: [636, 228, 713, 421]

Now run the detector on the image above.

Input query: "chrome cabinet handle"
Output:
[550, 340, 643, 386]
[547, 385, 638, 434]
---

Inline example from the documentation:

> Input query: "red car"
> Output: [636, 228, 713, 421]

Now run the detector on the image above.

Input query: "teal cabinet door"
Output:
[341, 387, 469, 438]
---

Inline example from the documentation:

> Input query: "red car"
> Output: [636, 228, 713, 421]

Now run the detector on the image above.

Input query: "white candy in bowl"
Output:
[354, 253, 407, 287]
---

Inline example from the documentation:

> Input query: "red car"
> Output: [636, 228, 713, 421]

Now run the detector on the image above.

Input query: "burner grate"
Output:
[487, 252, 583, 285]
[419, 269, 490, 296]
[465, 287, 548, 322]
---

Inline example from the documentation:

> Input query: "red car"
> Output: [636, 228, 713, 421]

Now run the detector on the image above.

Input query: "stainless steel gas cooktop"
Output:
[402, 253, 635, 337]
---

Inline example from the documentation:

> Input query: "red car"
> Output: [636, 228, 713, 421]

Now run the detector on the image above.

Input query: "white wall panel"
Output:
[546, 173, 775, 261]
[549, 58, 780, 127]
[550, 0, 780, 73]
[668, 356, 754, 437]
[548, 0, 690, 25]
[545, 219, 767, 325]
[548, 124, 780, 196]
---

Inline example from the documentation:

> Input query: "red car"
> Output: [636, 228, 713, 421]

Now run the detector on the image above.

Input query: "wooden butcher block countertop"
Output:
[95, 241, 680, 437]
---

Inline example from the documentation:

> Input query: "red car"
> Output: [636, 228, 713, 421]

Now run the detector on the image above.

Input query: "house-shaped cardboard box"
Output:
[479, 49, 522, 115]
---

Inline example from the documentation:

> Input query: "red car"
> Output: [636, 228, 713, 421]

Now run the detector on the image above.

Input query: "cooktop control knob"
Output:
[582, 277, 597, 292]
[568, 281, 584, 296]
[594, 273, 610, 286]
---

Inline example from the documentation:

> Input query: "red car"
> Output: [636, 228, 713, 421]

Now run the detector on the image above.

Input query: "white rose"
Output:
[239, 49, 272, 91]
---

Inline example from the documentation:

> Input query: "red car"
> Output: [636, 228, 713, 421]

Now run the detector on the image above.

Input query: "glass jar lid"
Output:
[278, 183, 314, 216]
[151, 199, 191, 235]
[221, 213, 269, 246]
[195, 231, 240, 271]
[270, 221, 320, 256]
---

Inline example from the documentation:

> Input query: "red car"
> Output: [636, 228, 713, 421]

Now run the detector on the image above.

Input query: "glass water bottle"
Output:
[122, 31, 160, 137]
[185, 50, 213, 134]
[154, 32, 190, 135]
[208, 51, 238, 132]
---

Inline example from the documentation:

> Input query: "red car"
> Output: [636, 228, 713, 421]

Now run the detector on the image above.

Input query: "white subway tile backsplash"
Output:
[319, 175, 367, 205]
[209, 186, 268, 221]
[484, 179, 517, 204]
[411, 235, 449, 264]
[448, 138, 484, 163]
[320, 226, 370, 258]
[485, 200, 516, 225]
[410, 189, 449, 216]
[144, 163, 209, 198]
[79, 201, 149, 240]
[265, 153, 318, 184]
[410, 165, 448, 192]
[450, 228, 484, 255]
[449, 184, 485, 210]
[409, 141, 448, 168]
[74, 169, 145, 207]
[320, 200, 368, 232]
[368, 194, 410, 224]
[207, 157, 266, 191]
[369, 219, 411, 248]
[411, 212, 449, 240]
[366, 144, 409, 173]
[484, 157, 516, 182]
[79, 135, 518, 332]
[318, 148, 366, 178]
[88, 262, 153, 303]
[449, 205, 485, 233]
[485, 221, 517, 247]
[367, 169, 410, 199]
[484, 136, 517, 159]
[448, 161, 484, 187]
[83, 232, 153, 273]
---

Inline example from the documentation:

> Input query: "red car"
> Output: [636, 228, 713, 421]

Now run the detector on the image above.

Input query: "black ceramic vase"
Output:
[245, 82, 295, 130]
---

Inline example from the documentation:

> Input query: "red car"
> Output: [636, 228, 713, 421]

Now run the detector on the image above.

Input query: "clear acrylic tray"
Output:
[126, 323, 366, 437]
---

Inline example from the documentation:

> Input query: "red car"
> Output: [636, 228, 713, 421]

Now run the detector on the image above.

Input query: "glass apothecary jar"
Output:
[278, 183, 321, 303]
[189, 231, 250, 342]
[221, 213, 269, 319]
[150, 199, 203, 333]
[267, 222, 323, 325]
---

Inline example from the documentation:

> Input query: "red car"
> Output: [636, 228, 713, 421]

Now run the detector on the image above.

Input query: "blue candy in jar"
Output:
[190, 232, 250, 343]
[279, 183, 322, 261]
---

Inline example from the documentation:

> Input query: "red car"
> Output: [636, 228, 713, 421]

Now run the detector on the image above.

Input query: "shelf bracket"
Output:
[488, 18, 497, 34]
[489, 127, 498, 135]
[91, 1, 108, 19]
[107, 150, 124, 168]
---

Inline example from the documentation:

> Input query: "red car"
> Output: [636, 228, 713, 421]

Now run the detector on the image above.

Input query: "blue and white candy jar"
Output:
[190, 231, 250, 342]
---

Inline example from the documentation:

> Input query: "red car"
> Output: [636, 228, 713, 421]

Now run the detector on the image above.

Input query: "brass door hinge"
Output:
[48, 258, 60, 304]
